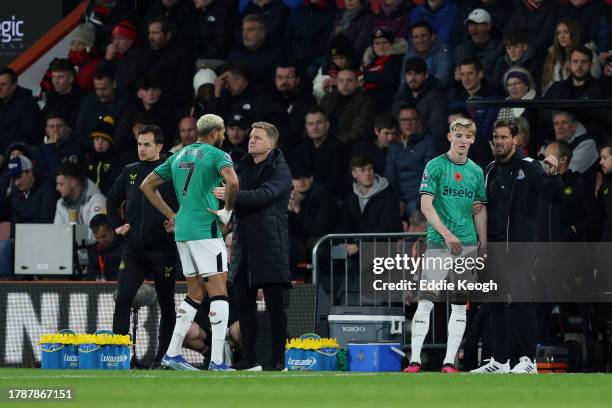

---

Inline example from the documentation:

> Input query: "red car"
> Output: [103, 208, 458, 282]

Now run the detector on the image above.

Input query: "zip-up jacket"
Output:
[106, 159, 177, 255]
[485, 151, 563, 244]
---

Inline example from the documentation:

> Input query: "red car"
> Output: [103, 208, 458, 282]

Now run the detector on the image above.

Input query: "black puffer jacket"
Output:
[106, 159, 177, 256]
[230, 149, 292, 286]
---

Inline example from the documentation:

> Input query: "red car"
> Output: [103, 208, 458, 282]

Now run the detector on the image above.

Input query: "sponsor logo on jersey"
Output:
[442, 185, 474, 198]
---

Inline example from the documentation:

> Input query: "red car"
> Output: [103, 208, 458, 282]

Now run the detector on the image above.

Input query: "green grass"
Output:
[0, 369, 611, 408]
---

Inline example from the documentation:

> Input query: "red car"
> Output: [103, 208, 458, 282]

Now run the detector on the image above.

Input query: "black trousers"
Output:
[235, 269, 288, 365]
[112, 249, 177, 363]
[488, 302, 537, 365]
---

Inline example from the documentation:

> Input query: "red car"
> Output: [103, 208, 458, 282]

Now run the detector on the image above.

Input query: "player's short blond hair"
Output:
[251, 121, 279, 145]
[197, 114, 224, 136]
[449, 117, 476, 135]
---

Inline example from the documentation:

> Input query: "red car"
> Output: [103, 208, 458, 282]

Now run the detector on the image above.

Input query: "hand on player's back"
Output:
[115, 224, 131, 235]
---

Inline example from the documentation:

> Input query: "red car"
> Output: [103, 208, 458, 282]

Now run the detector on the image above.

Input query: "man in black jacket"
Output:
[220, 121, 292, 370]
[599, 139, 612, 242]
[107, 125, 178, 367]
[87, 214, 124, 281]
[471, 119, 563, 374]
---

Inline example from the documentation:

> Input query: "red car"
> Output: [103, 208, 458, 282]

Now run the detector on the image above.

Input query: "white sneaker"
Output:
[470, 357, 510, 373]
[510, 356, 538, 374]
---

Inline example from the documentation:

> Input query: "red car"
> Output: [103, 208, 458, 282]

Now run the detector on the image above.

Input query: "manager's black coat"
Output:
[230, 149, 292, 286]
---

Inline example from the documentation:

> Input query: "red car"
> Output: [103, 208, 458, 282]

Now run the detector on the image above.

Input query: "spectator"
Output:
[514, 116, 532, 157]
[312, 34, 355, 102]
[99, 21, 145, 99]
[351, 113, 397, 175]
[67, 23, 100, 93]
[170, 116, 198, 154]
[329, 0, 374, 62]
[339, 154, 402, 235]
[450, 58, 498, 169]
[384, 104, 435, 216]
[83, 0, 136, 50]
[393, 57, 449, 154]
[292, 107, 349, 193]
[283, 0, 337, 70]
[410, 0, 462, 47]
[552, 110, 599, 191]
[288, 163, 339, 278]
[39, 113, 84, 177]
[117, 77, 178, 151]
[87, 214, 124, 281]
[118, 111, 152, 166]
[540, 140, 599, 242]
[209, 62, 283, 126]
[221, 112, 250, 161]
[320, 67, 373, 145]
[192, 0, 232, 65]
[143, 16, 195, 108]
[8, 155, 56, 236]
[493, 31, 545, 94]
[370, 0, 413, 40]
[242, 0, 290, 46]
[453, 8, 502, 85]
[506, 0, 560, 53]
[0, 67, 42, 152]
[541, 18, 601, 93]
[362, 28, 406, 114]
[599, 139, 612, 241]
[42, 59, 85, 130]
[84, 116, 123, 196]
[558, 0, 607, 51]
[459, 0, 514, 33]
[190, 68, 218, 119]
[544, 45, 603, 100]
[228, 121, 292, 371]
[227, 14, 285, 84]
[603, 55, 612, 99]
[496, 67, 539, 152]
[400, 21, 452, 87]
[76, 67, 131, 144]
[54, 156, 106, 243]
[273, 63, 317, 154]
[143, 0, 195, 46]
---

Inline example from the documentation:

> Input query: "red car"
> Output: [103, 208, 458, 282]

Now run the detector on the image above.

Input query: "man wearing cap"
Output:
[222, 112, 250, 161]
[8, 155, 56, 236]
[191, 68, 218, 119]
[42, 59, 85, 130]
[84, 115, 122, 196]
[400, 21, 452, 87]
[453, 8, 502, 84]
[393, 56, 449, 153]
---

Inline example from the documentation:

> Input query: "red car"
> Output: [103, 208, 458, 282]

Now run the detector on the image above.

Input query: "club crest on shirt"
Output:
[516, 169, 525, 180]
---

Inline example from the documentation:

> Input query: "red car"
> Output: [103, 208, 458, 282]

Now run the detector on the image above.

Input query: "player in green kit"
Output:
[140, 114, 239, 371]
[403, 117, 488, 374]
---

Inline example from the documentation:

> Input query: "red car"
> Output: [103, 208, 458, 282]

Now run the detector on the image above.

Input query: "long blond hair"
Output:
[541, 18, 582, 90]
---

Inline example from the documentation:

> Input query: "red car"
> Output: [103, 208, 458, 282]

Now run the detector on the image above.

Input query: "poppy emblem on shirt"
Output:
[454, 172, 462, 182]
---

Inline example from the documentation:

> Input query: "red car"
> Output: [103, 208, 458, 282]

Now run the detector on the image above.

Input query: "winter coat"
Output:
[362, 39, 407, 114]
[410, 0, 462, 47]
[10, 178, 56, 236]
[319, 88, 374, 145]
[329, 1, 374, 61]
[506, 1, 560, 52]
[493, 47, 545, 94]
[292, 135, 350, 194]
[289, 184, 339, 241]
[227, 41, 285, 84]
[370, 0, 413, 40]
[0, 86, 42, 150]
[75, 90, 131, 142]
[400, 37, 453, 86]
[392, 75, 449, 154]
[192, 0, 232, 60]
[39, 136, 84, 177]
[453, 30, 503, 84]
[230, 149, 293, 286]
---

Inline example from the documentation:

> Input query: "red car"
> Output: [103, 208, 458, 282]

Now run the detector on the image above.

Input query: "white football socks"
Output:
[209, 298, 229, 365]
[443, 304, 467, 365]
[410, 300, 434, 364]
[166, 297, 199, 357]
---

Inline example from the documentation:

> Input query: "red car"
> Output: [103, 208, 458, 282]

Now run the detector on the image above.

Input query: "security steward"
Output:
[107, 125, 178, 367]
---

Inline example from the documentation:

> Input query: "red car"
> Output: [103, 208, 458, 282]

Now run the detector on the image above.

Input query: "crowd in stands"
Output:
[0, 0, 611, 283]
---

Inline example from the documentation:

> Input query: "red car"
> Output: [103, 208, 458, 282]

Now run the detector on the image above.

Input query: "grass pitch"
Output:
[0, 369, 611, 408]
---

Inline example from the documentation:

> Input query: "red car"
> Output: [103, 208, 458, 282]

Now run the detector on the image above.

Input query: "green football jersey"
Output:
[419, 154, 487, 246]
[154, 143, 233, 241]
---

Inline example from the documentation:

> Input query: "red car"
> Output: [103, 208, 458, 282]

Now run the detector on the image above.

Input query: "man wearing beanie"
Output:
[83, 115, 122, 196]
